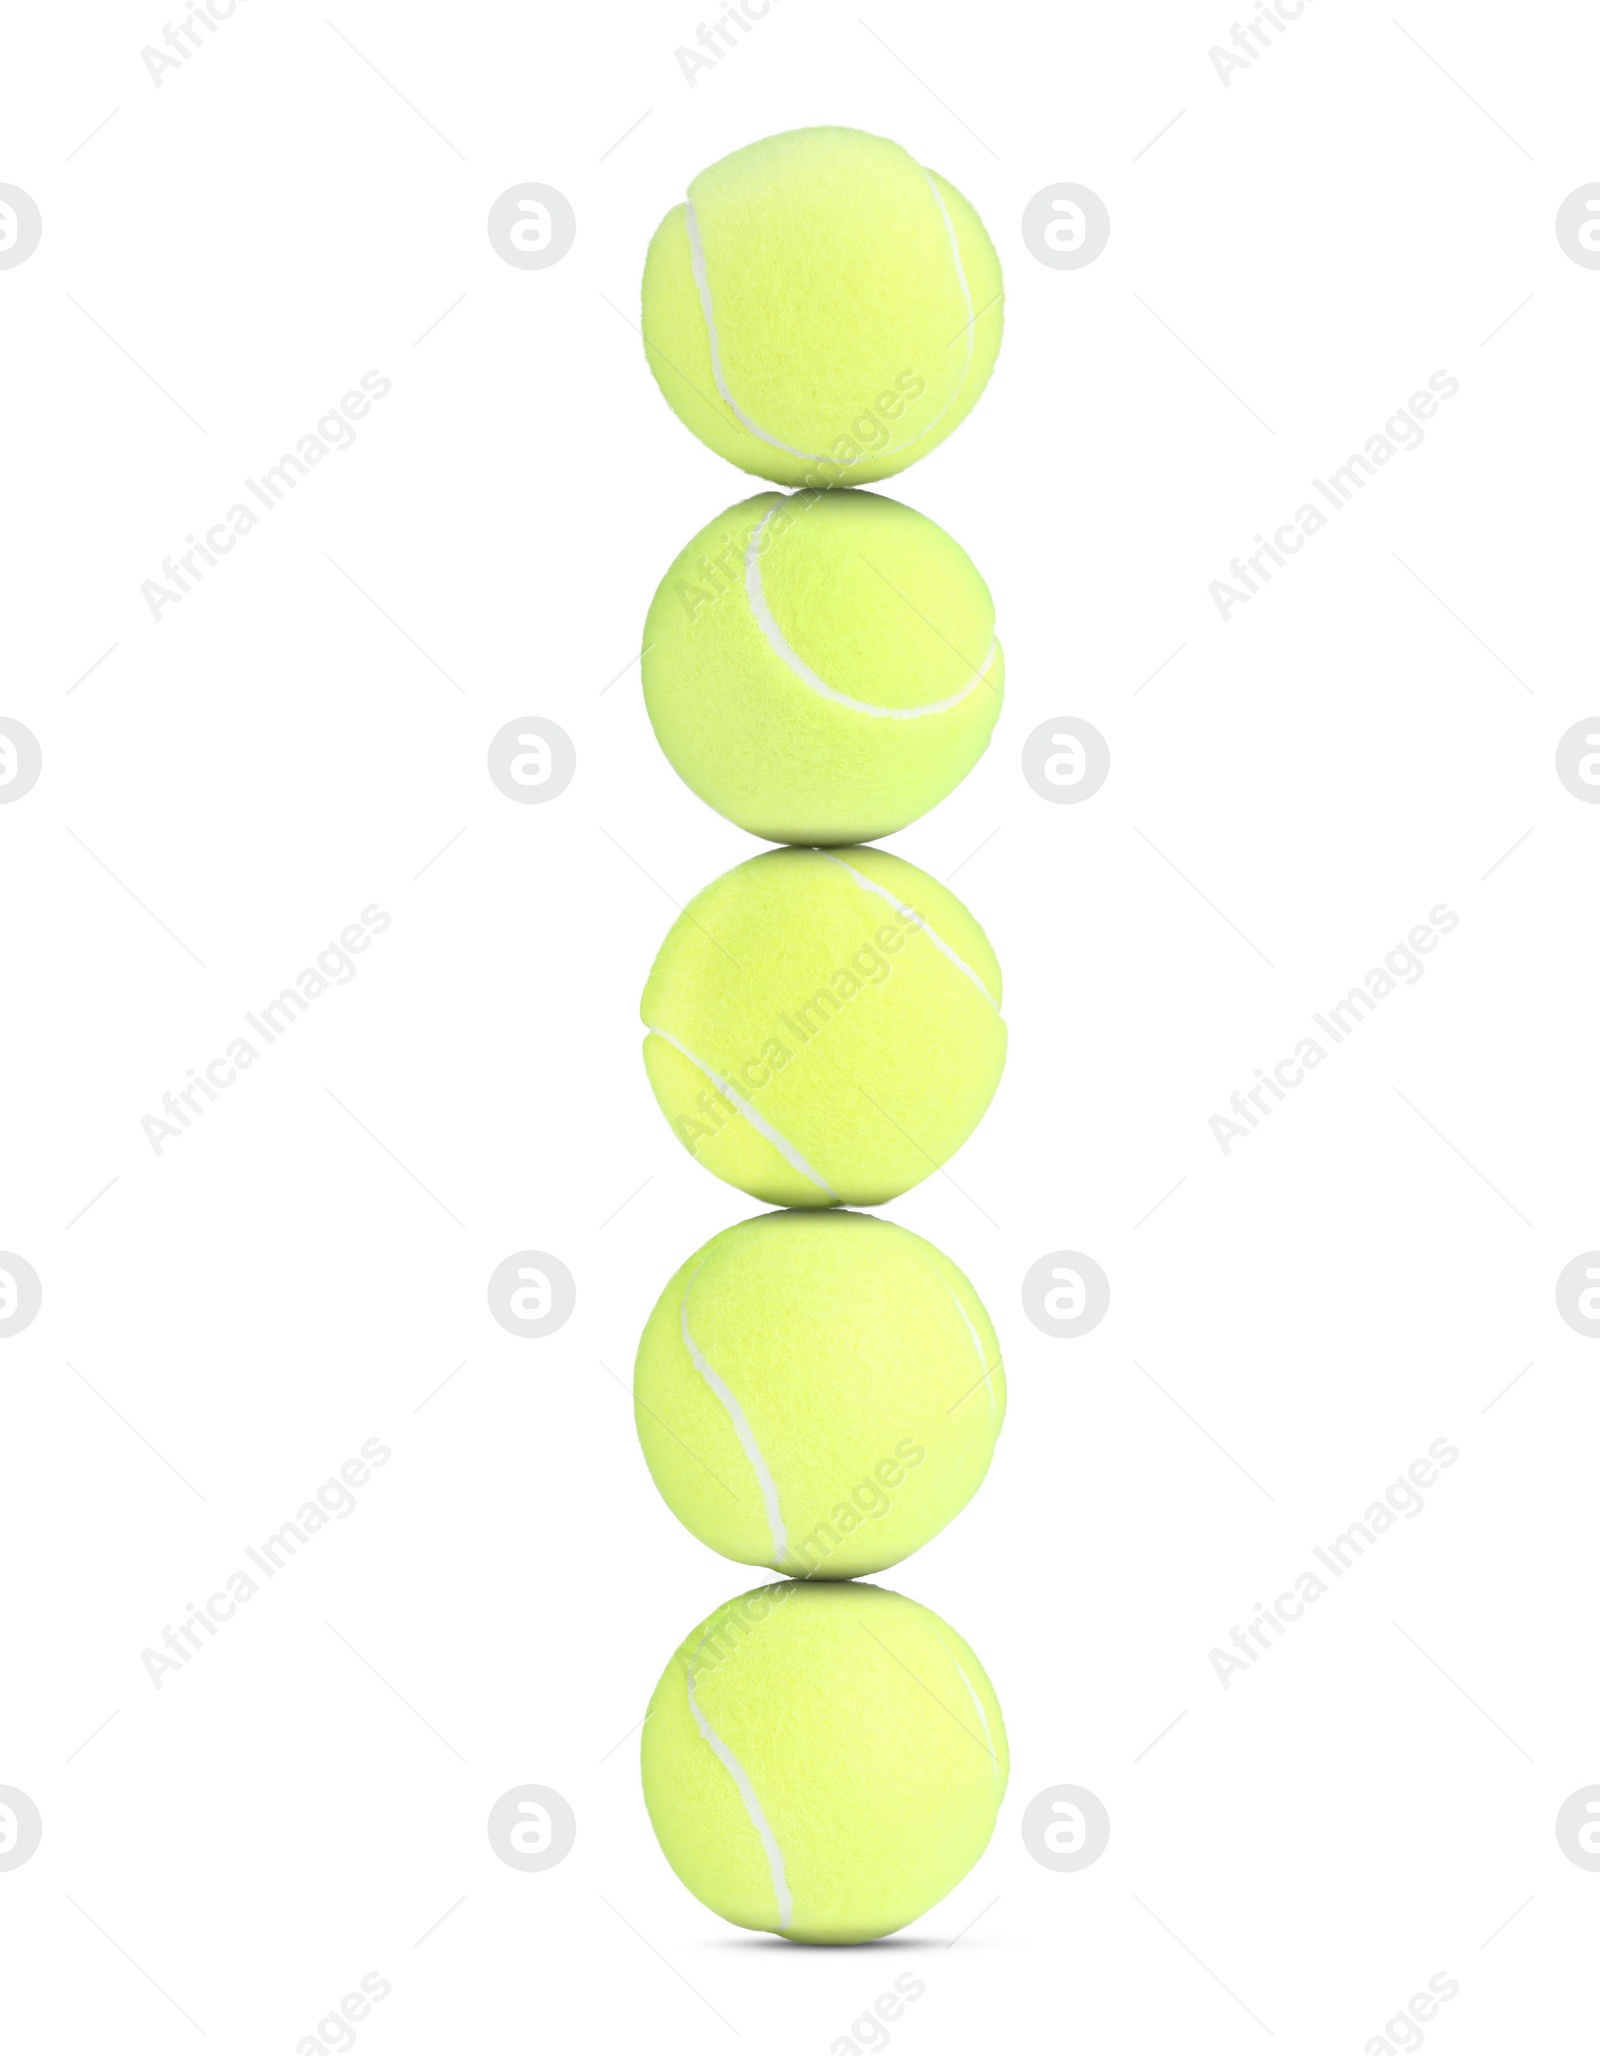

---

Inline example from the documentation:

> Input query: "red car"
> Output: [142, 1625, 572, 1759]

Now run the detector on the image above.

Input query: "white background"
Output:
[3, 0, 1598, 2048]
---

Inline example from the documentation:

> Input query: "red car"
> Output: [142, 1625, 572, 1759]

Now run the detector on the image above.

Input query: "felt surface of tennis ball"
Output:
[642, 1579, 1008, 1943]
[640, 844, 1005, 1207]
[635, 1210, 1004, 1577]
[643, 489, 1003, 845]
[641, 126, 1003, 487]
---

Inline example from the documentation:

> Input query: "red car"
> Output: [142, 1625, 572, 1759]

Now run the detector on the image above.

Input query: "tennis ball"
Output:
[642, 1579, 1007, 1943]
[635, 1210, 1004, 1577]
[640, 844, 1004, 1207]
[642, 126, 1003, 487]
[643, 489, 1003, 845]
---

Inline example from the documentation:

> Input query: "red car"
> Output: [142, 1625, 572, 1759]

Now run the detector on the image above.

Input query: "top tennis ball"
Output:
[641, 127, 1004, 487]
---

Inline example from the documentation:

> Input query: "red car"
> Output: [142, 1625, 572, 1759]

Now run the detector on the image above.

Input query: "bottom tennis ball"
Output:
[635, 1209, 1004, 1576]
[642, 1580, 1007, 1943]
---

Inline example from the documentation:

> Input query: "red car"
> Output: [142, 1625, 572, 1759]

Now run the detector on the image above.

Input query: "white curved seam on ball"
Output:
[891, 172, 978, 457]
[946, 1284, 998, 1412]
[679, 1262, 789, 1566]
[936, 1632, 1001, 1778]
[682, 167, 980, 468]
[818, 854, 1000, 1011]
[684, 200, 816, 460]
[743, 506, 993, 719]
[646, 1025, 839, 1199]
[687, 1629, 794, 1931]
[855, 173, 978, 458]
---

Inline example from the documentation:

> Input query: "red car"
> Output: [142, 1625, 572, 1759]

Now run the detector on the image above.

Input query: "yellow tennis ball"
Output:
[642, 489, 1004, 845]
[640, 844, 1005, 1207]
[642, 1579, 1008, 1943]
[635, 1210, 1004, 1577]
[641, 126, 1003, 487]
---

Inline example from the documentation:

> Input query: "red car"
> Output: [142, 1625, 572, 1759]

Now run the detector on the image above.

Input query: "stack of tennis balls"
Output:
[632, 125, 1011, 1946]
